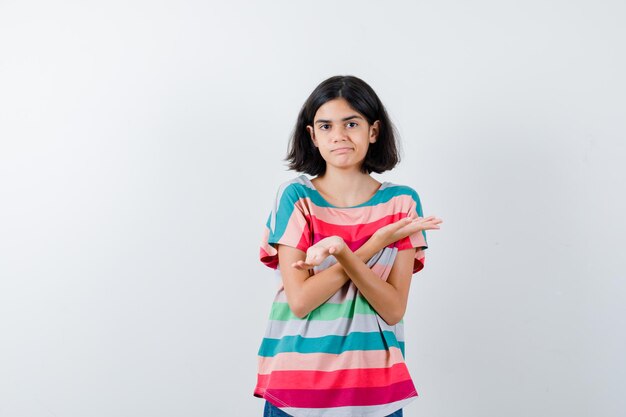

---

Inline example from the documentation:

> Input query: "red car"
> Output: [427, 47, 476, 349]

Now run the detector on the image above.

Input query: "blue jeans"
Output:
[263, 401, 403, 417]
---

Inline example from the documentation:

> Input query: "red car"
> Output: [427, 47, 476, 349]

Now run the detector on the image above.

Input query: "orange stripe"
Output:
[257, 347, 405, 374]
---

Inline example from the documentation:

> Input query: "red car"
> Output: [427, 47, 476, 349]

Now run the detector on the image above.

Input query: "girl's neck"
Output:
[312, 166, 381, 207]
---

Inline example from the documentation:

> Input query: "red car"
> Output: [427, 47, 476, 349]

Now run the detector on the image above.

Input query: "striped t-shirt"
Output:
[255, 174, 428, 417]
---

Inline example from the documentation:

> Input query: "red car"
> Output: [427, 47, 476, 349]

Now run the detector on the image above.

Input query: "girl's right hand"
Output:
[373, 214, 442, 246]
[292, 236, 346, 270]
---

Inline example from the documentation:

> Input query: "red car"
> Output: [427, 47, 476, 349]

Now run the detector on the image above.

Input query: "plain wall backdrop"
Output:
[1, 0, 625, 416]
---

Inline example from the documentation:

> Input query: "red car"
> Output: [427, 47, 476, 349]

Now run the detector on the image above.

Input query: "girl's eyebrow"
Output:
[315, 115, 364, 124]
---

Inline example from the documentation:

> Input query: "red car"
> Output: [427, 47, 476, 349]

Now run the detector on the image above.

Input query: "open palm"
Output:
[292, 236, 345, 270]
[374, 214, 442, 245]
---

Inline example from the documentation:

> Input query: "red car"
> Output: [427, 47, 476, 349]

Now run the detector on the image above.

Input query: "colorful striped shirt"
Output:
[255, 175, 428, 417]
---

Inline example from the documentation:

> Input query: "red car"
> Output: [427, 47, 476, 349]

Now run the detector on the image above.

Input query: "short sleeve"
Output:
[393, 188, 429, 274]
[259, 182, 312, 269]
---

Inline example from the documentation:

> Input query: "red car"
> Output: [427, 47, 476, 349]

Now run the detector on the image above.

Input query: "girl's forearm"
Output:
[293, 235, 387, 317]
[333, 245, 403, 325]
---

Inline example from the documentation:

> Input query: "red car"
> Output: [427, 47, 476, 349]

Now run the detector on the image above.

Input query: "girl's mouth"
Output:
[332, 147, 353, 153]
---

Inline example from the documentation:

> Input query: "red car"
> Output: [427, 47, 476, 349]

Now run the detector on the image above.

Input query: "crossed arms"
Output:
[277, 215, 441, 326]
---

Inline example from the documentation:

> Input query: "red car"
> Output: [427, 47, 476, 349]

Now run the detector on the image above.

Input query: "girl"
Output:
[255, 75, 442, 417]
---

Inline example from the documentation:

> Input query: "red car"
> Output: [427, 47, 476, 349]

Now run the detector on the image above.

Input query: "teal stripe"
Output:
[258, 331, 405, 357]
[307, 185, 417, 209]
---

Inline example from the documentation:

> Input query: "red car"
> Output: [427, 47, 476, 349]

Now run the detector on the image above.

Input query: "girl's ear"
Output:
[369, 120, 380, 143]
[306, 125, 318, 147]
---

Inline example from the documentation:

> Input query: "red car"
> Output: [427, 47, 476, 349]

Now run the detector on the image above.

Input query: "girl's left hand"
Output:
[292, 236, 346, 270]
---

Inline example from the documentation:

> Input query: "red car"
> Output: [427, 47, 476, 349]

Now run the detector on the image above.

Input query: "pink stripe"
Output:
[298, 195, 416, 225]
[370, 262, 389, 277]
[256, 362, 412, 390]
[277, 397, 418, 416]
[279, 211, 311, 251]
[260, 227, 279, 268]
[257, 347, 405, 374]
[264, 379, 417, 408]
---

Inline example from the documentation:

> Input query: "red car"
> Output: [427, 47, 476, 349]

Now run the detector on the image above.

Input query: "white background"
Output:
[1, 1, 625, 416]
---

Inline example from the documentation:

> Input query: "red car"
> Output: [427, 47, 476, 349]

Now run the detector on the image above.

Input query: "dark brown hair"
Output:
[286, 75, 400, 176]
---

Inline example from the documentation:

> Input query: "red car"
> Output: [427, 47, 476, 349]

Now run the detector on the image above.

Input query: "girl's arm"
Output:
[313, 215, 441, 325]
[277, 233, 386, 319]
[333, 242, 416, 326]
[277, 216, 421, 319]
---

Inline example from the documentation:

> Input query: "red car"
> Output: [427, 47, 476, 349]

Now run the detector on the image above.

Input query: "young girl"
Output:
[255, 75, 442, 417]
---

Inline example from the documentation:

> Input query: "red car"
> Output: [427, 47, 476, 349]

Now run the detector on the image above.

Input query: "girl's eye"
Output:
[319, 124, 331, 130]
[347, 122, 358, 128]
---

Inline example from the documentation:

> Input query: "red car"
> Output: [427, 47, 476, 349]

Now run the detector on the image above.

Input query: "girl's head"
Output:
[286, 75, 399, 176]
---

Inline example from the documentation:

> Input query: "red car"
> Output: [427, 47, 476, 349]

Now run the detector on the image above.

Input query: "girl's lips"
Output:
[332, 147, 353, 153]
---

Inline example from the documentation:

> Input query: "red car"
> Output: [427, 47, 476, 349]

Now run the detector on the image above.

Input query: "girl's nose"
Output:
[331, 128, 348, 142]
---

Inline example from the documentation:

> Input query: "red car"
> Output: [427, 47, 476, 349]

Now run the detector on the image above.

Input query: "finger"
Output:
[396, 217, 413, 226]
[300, 261, 314, 269]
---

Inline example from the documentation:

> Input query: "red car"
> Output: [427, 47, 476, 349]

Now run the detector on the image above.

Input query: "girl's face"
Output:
[306, 98, 379, 173]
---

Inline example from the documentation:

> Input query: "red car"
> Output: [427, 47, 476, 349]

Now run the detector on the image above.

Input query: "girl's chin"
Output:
[324, 162, 364, 171]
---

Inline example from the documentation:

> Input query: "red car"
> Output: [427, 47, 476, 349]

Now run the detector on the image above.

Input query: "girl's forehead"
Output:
[314, 98, 362, 121]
